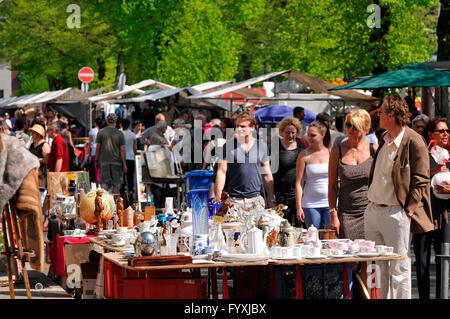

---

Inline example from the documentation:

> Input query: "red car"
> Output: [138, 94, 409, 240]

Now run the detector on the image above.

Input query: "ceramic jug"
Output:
[279, 220, 296, 247]
[247, 227, 264, 254]
[305, 224, 321, 248]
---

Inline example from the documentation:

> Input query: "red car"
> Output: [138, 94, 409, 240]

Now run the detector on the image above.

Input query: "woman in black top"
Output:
[29, 124, 50, 188]
[273, 117, 307, 227]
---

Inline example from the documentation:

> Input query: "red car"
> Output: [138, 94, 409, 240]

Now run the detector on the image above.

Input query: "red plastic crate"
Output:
[117, 278, 207, 299]
[103, 260, 206, 299]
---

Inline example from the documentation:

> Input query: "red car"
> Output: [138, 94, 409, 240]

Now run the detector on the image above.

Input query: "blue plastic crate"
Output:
[184, 170, 213, 191]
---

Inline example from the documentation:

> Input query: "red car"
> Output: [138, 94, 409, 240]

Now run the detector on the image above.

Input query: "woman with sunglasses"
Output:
[328, 109, 378, 240]
[295, 119, 331, 229]
[412, 117, 450, 299]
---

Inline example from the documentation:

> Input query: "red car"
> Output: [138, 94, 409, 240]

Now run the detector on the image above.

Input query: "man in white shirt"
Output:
[365, 94, 433, 299]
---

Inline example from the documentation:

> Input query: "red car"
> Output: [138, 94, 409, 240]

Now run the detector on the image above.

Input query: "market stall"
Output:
[42, 168, 407, 300]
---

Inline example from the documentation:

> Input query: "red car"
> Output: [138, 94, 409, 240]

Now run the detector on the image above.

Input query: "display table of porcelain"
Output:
[97, 249, 405, 299]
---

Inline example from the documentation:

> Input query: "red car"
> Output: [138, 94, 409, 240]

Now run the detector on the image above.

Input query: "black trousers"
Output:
[412, 222, 450, 299]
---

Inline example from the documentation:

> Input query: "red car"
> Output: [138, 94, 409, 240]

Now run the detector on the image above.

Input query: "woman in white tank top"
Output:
[295, 120, 331, 229]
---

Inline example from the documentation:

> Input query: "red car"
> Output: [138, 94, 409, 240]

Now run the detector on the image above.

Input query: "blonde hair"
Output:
[277, 116, 302, 136]
[345, 109, 371, 135]
[235, 110, 256, 127]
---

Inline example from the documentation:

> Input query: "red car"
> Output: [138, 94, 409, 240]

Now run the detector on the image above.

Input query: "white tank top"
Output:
[302, 163, 329, 208]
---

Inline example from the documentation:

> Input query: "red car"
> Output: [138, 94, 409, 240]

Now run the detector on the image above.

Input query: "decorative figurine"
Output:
[216, 191, 233, 217]
[116, 197, 124, 228]
[94, 189, 105, 233]
[135, 209, 144, 225]
[273, 204, 288, 217]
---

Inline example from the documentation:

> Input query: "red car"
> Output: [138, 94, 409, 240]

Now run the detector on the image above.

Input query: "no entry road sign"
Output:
[78, 67, 94, 83]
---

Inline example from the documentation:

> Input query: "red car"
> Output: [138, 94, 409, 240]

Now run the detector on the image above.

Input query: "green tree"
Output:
[0, 0, 117, 92]
[246, 0, 438, 82]
[156, 0, 242, 86]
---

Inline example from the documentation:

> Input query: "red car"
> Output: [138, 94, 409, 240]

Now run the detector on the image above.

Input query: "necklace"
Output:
[351, 148, 358, 161]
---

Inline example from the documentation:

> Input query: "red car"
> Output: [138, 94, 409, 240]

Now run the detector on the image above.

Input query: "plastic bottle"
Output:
[150, 194, 155, 207]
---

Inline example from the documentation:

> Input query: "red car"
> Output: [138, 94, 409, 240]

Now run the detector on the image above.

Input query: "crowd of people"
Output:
[212, 95, 448, 300]
[0, 93, 448, 299]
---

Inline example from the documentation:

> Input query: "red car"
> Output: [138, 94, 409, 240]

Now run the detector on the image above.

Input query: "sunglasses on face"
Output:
[345, 122, 357, 130]
[434, 129, 450, 134]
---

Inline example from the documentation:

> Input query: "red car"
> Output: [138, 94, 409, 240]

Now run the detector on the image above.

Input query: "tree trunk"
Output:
[238, 54, 252, 82]
[114, 50, 125, 90]
[97, 57, 106, 81]
[437, 0, 450, 61]
[47, 75, 68, 91]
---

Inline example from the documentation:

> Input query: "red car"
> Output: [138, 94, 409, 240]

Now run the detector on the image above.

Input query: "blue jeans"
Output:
[303, 207, 330, 229]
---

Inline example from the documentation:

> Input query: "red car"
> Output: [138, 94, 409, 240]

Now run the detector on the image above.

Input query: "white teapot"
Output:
[246, 226, 265, 255]
[134, 219, 156, 233]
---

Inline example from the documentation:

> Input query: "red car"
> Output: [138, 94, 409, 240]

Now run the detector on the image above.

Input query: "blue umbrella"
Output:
[254, 105, 316, 124]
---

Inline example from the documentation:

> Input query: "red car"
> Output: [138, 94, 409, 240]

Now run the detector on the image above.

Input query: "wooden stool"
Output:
[1, 202, 35, 299]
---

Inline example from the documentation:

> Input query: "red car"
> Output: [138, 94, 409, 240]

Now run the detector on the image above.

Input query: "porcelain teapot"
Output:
[305, 224, 322, 248]
[246, 226, 265, 254]
[134, 219, 156, 233]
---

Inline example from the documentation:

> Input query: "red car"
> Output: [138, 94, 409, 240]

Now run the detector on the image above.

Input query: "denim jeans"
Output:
[303, 207, 330, 229]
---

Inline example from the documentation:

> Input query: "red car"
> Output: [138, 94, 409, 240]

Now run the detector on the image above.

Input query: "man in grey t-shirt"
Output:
[215, 111, 275, 210]
[95, 113, 127, 193]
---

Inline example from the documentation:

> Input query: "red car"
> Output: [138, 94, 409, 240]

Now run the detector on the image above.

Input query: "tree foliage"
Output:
[0, 0, 441, 95]
[156, 0, 242, 86]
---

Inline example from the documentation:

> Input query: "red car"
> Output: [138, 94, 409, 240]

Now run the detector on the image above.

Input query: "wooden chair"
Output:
[1, 201, 35, 299]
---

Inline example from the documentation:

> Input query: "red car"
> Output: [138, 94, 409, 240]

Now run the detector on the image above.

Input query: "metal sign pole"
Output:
[439, 243, 450, 299]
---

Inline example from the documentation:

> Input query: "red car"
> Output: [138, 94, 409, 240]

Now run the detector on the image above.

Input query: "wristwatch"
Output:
[405, 209, 414, 217]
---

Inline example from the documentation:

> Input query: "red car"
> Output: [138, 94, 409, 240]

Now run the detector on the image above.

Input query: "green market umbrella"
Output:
[329, 63, 450, 91]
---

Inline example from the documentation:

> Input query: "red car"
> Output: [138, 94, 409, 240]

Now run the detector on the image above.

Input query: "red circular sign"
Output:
[78, 67, 95, 83]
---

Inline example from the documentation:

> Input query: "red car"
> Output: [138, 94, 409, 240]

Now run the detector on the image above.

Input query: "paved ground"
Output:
[0, 265, 72, 299]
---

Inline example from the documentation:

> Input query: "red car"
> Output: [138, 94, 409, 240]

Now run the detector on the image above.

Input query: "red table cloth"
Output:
[49, 234, 96, 276]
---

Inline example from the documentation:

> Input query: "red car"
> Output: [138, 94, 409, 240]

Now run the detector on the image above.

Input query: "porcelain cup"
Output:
[301, 245, 311, 258]
[360, 246, 370, 253]
[193, 234, 209, 255]
[271, 246, 281, 258]
[375, 245, 386, 254]
[112, 234, 126, 245]
[311, 247, 321, 257]
[292, 246, 302, 258]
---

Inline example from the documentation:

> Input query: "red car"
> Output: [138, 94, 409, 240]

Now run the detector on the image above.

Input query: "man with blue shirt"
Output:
[215, 111, 275, 210]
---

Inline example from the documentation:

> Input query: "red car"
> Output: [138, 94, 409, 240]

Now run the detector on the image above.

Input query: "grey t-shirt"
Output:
[96, 126, 125, 164]
[222, 138, 269, 198]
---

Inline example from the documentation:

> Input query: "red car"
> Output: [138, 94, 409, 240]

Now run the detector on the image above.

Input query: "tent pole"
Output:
[288, 72, 291, 100]
[89, 102, 92, 135]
